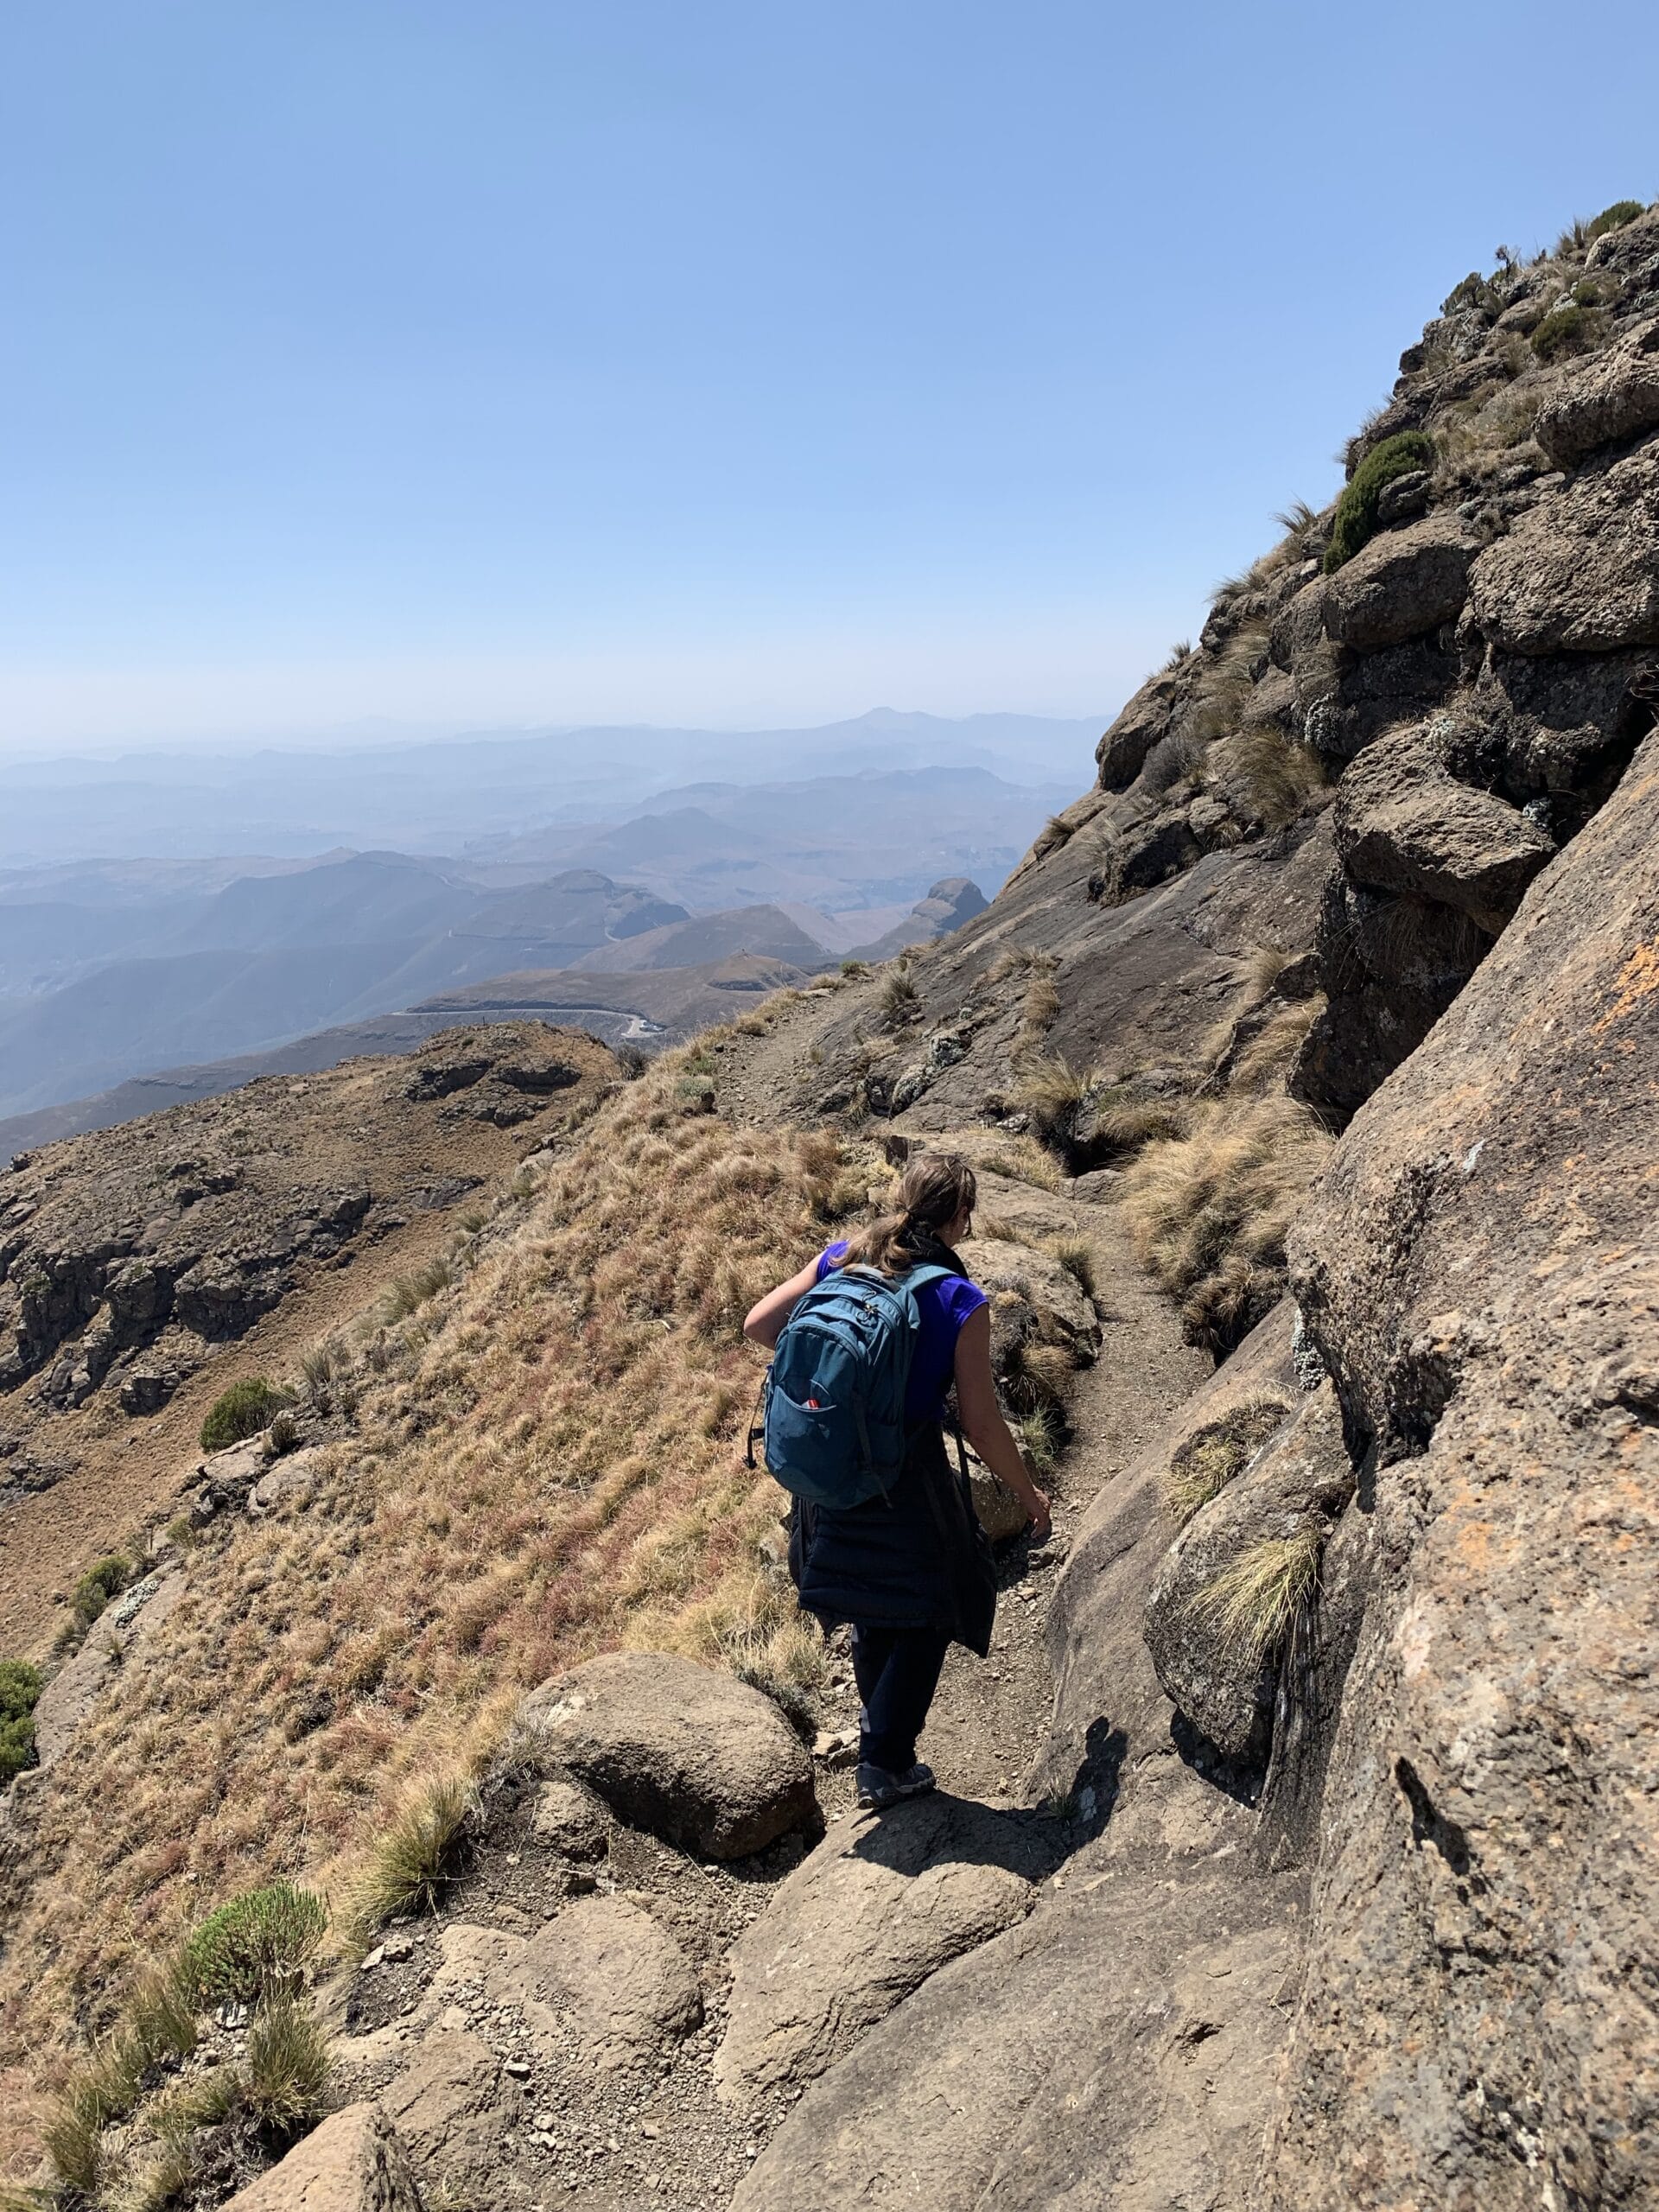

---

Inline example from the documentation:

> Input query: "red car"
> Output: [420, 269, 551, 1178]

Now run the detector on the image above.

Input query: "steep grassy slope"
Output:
[0, 1016, 877, 2175]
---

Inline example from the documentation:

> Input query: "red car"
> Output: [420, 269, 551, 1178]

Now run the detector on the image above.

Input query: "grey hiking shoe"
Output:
[855, 1761, 937, 1810]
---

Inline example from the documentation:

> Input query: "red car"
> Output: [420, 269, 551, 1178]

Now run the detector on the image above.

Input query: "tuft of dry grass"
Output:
[1164, 1401, 1290, 1527]
[1230, 998, 1325, 1094]
[1190, 1529, 1322, 1661]
[979, 1136, 1066, 1194]
[1015, 1406, 1061, 1479]
[241, 1999, 332, 2134]
[879, 963, 920, 1024]
[1117, 1095, 1331, 1355]
[1217, 726, 1328, 830]
[1015, 1056, 1094, 1146]
[1000, 1336, 1077, 1414]
[346, 1773, 479, 1941]
[1046, 1236, 1097, 1300]
[1085, 1095, 1187, 1159]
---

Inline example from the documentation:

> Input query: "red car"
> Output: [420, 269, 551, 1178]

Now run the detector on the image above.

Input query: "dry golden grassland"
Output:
[0, 1046, 866, 2178]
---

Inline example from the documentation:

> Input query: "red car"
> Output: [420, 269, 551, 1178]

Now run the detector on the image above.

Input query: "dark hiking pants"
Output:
[852, 1623, 950, 1773]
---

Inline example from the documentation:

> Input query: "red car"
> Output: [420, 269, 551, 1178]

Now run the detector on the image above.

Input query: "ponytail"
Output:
[837, 1151, 976, 1276]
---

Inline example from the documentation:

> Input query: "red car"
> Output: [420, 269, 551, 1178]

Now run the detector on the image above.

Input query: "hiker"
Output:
[743, 1151, 1052, 1810]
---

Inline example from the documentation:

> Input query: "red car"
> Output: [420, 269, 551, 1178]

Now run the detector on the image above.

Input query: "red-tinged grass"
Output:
[0, 1046, 866, 2182]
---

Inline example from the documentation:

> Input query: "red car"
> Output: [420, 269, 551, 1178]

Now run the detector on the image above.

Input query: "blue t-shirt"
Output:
[817, 1243, 988, 1423]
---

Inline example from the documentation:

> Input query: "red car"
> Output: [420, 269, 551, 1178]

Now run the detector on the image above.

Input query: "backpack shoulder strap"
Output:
[898, 1262, 963, 1295]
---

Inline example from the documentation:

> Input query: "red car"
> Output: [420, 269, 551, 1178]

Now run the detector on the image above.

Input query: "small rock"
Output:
[810, 1728, 857, 1769]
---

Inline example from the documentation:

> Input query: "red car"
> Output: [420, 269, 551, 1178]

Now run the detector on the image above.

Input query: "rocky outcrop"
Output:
[0, 1021, 614, 1408]
[1535, 314, 1659, 468]
[518, 1652, 817, 1859]
[1322, 513, 1479, 652]
[1470, 435, 1659, 655]
[220, 2103, 423, 2211]
[518, 1897, 703, 2066]
[954, 1236, 1103, 1369]
[715, 1795, 1039, 2103]
[1333, 720, 1554, 933]
[1269, 723, 1659, 2207]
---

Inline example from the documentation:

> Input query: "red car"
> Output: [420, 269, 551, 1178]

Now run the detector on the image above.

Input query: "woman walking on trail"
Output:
[744, 1151, 1052, 1810]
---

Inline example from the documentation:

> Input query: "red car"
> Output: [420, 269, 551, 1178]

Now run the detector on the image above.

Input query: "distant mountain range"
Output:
[0, 709, 1097, 866]
[0, 727, 1092, 1122]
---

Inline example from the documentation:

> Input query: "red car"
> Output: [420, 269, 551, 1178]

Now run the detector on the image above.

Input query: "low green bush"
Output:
[72, 1554, 132, 1630]
[1324, 430, 1436, 573]
[1532, 302, 1604, 364]
[0, 1658, 42, 1783]
[199, 1376, 293, 1452]
[1585, 199, 1645, 246]
[179, 1883, 328, 2005]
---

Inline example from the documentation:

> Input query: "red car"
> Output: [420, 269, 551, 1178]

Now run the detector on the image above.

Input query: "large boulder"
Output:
[220, 2104, 423, 2211]
[1333, 723, 1555, 935]
[1323, 514, 1479, 652]
[1095, 666, 1185, 790]
[1143, 1387, 1351, 1765]
[1268, 724, 1659, 2208]
[518, 1651, 816, 1859]
[1469, 434, 1659, 653]
[715, 1794, 1039, 2103]
[955, 1237, 1102, 1366]
[731, 1854, 1298, 2212]
[1535, 313, 1659, 469]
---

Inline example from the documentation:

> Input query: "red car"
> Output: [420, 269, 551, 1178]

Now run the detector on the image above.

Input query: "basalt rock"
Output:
[518, 1651, 817, 1859]
[1332, 721, 1554, 934]
[1469, 433, 1659, 654]
[1323, 513, 1480, 652]
[715, 1794, 1039, 2103]
[1143, 1385, 1351, 1766]
[1268, 722, 1659, 2210]
[1535, 313, 1659, 468]
[220, 2103, 423, 2212]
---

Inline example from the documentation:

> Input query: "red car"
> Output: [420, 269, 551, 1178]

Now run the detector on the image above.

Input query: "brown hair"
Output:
[836, 1150, 977, 1276]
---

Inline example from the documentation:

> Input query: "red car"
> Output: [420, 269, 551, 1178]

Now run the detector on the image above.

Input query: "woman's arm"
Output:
[952, 1305, 1053, 1541]
[742, 1255, 824, 1349]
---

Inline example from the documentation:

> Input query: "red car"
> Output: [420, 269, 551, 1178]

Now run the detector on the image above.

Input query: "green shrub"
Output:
[0, 1659, 42, 1783]
[1532, 302, 1604, 364]
[1324, 430, 1436, 573]
[179, 1883, 327, 2005]
[72, 1554, 132, 1630]
[1441, 270, 1498, 318]
[1585, 199, 1645, 246]
[199, 1376, 293, 1452]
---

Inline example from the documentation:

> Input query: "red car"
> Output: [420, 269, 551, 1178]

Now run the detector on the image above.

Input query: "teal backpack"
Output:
[749, 1262, 956, 1508]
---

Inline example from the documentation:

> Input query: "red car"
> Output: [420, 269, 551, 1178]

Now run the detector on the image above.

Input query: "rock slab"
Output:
[220, 2103, 423, 2211]
[1272, 723, 1659, 2208]
[715, 1793, 1037, 2101]
[519, 1650, 817, 1859]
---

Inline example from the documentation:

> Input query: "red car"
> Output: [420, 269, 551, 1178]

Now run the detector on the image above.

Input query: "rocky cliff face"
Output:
[729, 200, 1659, 2211]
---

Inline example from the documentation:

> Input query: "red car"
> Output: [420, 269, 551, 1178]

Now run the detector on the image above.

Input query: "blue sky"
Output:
[3, 1, 1656, 750]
